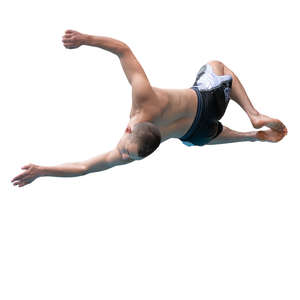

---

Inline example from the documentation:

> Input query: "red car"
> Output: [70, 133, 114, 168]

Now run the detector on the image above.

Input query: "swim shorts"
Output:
[179, 63, 233, 147]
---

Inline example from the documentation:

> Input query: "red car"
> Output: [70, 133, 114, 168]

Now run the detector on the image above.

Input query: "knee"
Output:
[207, 60, 224, 67]
[207, 60, 225, 76]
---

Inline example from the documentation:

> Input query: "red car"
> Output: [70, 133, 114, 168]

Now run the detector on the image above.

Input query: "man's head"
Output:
[119, 122, 161, 160]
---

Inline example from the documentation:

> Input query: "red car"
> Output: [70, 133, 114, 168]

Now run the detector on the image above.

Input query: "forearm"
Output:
[83, 34, 128, 56]
[39, 150, 122, 178]
[39, 162, 87, 178]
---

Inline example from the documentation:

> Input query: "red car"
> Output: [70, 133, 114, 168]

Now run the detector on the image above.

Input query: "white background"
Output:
[1, 0, 299, 299]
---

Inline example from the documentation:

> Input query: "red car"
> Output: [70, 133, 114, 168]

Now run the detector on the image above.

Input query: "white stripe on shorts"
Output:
[194, 64, 232, 91]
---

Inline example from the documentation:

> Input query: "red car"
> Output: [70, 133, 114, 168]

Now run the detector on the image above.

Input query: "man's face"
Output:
[118, 126, 141, 161]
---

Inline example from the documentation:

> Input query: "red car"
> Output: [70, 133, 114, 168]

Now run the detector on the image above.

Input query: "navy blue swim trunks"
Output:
[179, 63, 233, 147]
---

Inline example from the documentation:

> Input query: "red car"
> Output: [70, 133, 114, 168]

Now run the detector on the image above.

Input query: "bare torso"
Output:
[128, 86, 198, 142]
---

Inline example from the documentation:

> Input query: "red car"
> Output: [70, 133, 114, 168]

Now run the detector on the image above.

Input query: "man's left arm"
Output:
[62, 30, 154, 99]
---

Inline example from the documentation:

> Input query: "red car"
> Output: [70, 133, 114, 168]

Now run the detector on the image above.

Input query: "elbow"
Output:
[118, 43, 130, 57]
[80, 164, 89, 176]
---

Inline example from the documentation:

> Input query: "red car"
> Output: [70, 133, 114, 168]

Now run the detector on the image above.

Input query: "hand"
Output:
[62, 29, 85, 49]
[11, 163, 42, 187]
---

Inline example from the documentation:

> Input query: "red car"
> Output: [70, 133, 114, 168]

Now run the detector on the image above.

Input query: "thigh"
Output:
[201, 85, 231, 121]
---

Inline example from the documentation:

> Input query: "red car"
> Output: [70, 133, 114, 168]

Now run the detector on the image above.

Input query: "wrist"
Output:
[37, 165, 48, 177]
[81, 33, 90, 46]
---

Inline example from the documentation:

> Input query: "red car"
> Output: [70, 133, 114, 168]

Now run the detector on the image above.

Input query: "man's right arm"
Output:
[62, 30, 153, 93]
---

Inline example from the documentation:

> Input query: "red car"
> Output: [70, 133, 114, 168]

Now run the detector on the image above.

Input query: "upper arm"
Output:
[106, 148, 135, 167]
[83, 148, 134, 174]
[119, 47, 154, 100]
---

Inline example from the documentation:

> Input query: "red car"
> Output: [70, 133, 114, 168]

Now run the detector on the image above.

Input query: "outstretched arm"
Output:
[11, 148, 134, 188]
[62, 30, 153, 98]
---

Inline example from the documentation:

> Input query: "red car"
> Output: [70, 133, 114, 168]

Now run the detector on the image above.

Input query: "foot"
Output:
[256, 129, 286, 143]
[250, 113, 288, 135]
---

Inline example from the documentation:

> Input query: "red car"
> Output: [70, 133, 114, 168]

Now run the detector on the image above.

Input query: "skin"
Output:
[118, 125, 141, 161]
[11, 30, 288, 187]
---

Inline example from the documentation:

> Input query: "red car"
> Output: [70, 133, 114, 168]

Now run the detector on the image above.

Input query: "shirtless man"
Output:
[11, 30, 288, 187]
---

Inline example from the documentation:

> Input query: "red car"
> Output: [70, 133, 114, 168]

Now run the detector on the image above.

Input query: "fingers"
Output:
[13, 180, 23, 187]
[62, 30, 76, 42]
[12, 175, 34, 187]
[65, 29, 75, 34]
[11, 165, 32, 187]
[12, 177, 30, 187]
[12, 164, 33, 181]
[11, 172, 26, 182]
[62, 36, 73, 43]
[62, 33, 73, 39]
[12, 173, 28, 183]
[62, 29, 82, 49]
[62, 36, 76, 49]
[12, 163, 39, 188]
[63, 44, 77, 49]
[22, 164, 31, 170]
[13, 179, 31, 187]
[62, 35, 72, 41]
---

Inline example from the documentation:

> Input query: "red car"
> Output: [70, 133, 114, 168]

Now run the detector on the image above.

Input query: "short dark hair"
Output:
[130, 122, 161, 158]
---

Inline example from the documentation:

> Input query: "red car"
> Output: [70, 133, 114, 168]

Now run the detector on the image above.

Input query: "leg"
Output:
[207, 125, 286, 145]
[207, 60, 288, 135]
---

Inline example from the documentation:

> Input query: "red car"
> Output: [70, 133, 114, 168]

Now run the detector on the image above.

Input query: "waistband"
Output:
[179, 87, 203, 141]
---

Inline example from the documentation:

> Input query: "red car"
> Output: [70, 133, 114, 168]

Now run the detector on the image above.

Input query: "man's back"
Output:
[129, 86, 198, 142]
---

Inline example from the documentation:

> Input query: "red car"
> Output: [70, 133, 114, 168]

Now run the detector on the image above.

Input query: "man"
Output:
[11, 30, 288, 187]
